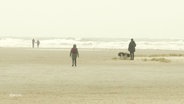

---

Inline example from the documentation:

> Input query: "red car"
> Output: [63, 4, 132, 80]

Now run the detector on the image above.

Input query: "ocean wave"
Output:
[0, 37, 184, 50]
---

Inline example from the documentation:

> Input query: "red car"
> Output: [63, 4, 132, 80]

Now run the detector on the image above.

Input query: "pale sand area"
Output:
[0, 48, 184, 104]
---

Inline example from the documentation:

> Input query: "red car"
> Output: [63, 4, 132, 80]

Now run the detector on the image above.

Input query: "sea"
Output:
[0, 37, 184, 50]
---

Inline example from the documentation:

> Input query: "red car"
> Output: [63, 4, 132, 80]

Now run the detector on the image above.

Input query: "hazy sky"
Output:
[0, 0, 184, 38]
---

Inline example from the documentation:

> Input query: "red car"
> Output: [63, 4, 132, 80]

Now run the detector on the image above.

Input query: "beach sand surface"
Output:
[0, 48, 184, 104]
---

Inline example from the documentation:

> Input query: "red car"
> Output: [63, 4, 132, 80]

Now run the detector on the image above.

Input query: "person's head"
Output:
[131, 38, 134, 41]
[73, 44, 76, 48]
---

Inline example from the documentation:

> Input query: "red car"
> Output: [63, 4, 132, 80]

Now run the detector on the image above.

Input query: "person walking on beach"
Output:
[70, 44, 79, 67]
[32, 38, 35, 48]
[37, 40, 40, 48]
[128, 38, 136, 60]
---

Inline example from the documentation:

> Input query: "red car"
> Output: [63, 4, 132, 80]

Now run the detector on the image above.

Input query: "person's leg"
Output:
[132, 52, 134, 60]
[74, 58, 77, 66]
[72, 58, 74, 66]
[130, 52, 132, 60]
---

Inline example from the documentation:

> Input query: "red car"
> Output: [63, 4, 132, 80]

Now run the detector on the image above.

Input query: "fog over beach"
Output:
[1, 0, 184, 103]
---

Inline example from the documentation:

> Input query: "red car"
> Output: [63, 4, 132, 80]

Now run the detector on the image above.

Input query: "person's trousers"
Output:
[72, 58, 77, 66]
[130, 52, 134, 60]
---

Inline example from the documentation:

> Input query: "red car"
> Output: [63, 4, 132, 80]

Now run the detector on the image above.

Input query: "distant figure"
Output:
[70, 44, 79, 67]
[128, 38, 136, 60]
[32, 38, 35, 48]
[37, 40, 40, 48]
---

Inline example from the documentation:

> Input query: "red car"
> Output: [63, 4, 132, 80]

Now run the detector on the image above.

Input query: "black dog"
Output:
[118, 52, 130, 59]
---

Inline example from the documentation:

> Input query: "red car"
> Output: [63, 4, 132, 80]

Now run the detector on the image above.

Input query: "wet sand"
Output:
[0, 48, 184, 104]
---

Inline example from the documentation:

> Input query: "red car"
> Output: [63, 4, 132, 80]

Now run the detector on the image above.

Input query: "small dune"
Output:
[112, 57, 118, 60]
[149, 54, 184, 57]
[142, 57, 171, 63]
[151, 58, 171, 63]
[112, 57, 130, 60]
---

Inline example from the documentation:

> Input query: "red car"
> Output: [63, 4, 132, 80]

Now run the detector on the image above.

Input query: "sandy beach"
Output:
[0, 48, 184, 104]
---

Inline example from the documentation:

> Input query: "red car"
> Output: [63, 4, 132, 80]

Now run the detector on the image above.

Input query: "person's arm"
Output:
[134, 42, 136, 47]
[128, 43, 130, 51]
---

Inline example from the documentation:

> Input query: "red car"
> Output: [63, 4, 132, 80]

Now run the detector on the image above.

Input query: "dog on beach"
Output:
[118, 52, 130, 59]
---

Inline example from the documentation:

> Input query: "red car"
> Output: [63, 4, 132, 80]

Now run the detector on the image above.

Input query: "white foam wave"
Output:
[0, 37, 184, 50]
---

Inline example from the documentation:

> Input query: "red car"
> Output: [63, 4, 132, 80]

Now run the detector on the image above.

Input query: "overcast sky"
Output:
[0, 0, 184, 38]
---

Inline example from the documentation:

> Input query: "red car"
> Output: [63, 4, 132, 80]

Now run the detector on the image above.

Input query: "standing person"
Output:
[32, 38, 35, 48]
[128, 38, 136, 60]
[70, 44, 79, 67]
[37, 40, 40, 48]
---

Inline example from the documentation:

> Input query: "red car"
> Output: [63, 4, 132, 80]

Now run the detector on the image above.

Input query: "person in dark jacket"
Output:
[70, 44, 79, 67]
[128, 38, 136, 60]
[37, 40, 40, 48]
[32, 38, 35, 48]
